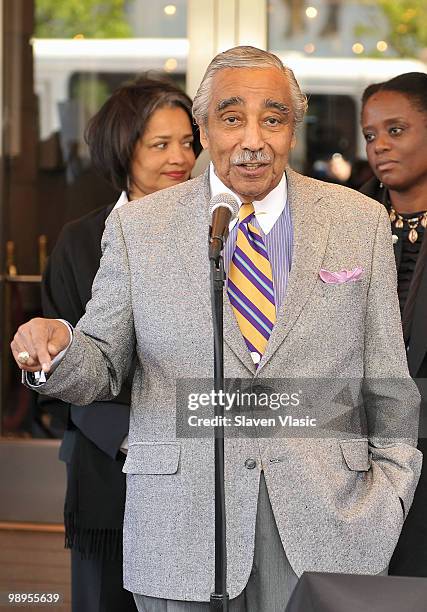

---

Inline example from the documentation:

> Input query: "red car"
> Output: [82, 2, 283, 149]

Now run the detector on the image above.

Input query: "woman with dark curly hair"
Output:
[41, 75, 200, 612]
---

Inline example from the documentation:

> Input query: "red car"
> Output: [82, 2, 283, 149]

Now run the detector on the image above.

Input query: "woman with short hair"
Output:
[360, 71, 427, 577]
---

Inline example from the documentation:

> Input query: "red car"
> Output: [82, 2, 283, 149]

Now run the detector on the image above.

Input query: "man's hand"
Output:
[10, 318, 70, 373]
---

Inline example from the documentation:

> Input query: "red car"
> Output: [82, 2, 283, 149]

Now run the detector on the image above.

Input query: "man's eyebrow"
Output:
[216, 96, 244, 112]
[265, 99, 290, 114]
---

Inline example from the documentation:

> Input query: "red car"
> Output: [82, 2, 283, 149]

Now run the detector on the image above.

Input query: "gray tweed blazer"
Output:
[36, 168, 422, 601]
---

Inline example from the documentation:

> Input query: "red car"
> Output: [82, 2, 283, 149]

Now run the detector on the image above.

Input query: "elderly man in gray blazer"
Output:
[12, 46, 422, 611]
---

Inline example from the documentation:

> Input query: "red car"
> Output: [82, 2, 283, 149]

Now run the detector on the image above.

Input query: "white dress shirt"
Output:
[114, 190, 129, 210]
[208, 162, 288, 234]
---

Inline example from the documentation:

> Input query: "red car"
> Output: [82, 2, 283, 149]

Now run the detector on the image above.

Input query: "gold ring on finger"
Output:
[17, 351, 30, 364]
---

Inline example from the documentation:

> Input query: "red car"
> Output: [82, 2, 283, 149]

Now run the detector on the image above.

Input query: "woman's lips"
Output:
[164, 171, 187, 180]
[376, 160, 397, 172]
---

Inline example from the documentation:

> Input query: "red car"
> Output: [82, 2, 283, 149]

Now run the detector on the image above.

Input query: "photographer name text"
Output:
[187, 415, 317, 428]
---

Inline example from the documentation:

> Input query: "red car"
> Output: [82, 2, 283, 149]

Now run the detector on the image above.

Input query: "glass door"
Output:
[0, 0, 189, 523]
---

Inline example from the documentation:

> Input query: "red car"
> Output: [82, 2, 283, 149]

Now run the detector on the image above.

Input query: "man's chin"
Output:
[229, 176, 276, 202]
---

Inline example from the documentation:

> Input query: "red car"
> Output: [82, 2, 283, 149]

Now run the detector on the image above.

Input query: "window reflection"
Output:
[268, 0, 389, 57]
[269, 1, 427, 182]
[1, 0, 188, 438]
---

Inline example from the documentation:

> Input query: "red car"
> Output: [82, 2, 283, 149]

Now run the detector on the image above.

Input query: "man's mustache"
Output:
[231, 150, 272, 165]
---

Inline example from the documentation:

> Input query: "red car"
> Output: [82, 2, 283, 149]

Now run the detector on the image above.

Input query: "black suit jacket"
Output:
[360, 178, 427, 379]
[361, 177, 427, 576]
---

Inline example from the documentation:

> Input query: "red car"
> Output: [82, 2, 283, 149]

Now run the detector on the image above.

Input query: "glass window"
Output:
[268, 0, 390, 58]
[1, 0, 188, 438]
[268, 0, 427, 182]
[297, 93, 356, 181]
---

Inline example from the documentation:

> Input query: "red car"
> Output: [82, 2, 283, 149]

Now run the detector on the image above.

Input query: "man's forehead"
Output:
[211, 67, 289, 97]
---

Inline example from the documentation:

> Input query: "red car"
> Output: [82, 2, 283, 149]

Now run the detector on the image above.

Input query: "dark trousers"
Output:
[71, 549, 138, 612]
[389, 437, 427, 577]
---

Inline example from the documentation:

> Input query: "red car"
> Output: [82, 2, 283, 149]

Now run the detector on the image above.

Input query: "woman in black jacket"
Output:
[41, 75, 200, 611]
[360, 72, 427, 576]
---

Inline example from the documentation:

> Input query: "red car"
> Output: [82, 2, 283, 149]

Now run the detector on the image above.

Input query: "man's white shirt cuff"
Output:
[23, 319, 73, 387]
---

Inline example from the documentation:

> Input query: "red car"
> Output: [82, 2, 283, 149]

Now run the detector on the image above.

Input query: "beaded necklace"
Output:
[388, 207, 427, 244]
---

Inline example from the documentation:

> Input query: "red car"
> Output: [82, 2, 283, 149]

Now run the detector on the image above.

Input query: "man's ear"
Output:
[199, 123, 209, 150]
[291, 133, 297, 149]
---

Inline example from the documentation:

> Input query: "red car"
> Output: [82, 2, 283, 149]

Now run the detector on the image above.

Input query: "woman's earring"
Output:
[379, 182, 383, 188]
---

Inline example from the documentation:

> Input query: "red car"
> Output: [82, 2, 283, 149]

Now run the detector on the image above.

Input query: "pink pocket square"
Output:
[319, 267, 364, 284]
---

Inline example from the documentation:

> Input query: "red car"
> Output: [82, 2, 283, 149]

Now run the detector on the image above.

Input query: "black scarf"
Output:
[64, 428, 126, 560]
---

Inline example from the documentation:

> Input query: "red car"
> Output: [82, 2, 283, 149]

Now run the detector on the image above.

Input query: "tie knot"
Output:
[239, 202, 254, 223]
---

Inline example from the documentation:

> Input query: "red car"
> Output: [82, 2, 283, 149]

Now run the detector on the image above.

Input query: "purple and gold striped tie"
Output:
[227, 203, 276, 365]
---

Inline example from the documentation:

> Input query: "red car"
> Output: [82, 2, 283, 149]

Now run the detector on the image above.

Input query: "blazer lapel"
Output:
[378, 185, 427, 377]
[406, 247, 427, 377]
[258, 169, 330, 371]
[173, 171, 211, 312]
[174, 170, 255, 373]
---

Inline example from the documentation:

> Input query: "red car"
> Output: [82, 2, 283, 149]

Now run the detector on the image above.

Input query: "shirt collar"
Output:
[113, 191, 129, 211]
[208, 162, 288, 234]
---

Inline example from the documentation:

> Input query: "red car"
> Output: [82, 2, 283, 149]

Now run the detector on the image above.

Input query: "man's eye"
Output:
[224, 116, 239, 125]
[363, 133, 375, 143]
[265, 117, 281, 126]
[154, 143, 167, 149]
[390, 127, 403, 136]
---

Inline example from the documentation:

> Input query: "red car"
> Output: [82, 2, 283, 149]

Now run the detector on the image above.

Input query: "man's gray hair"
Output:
[193, 46, 308, 130]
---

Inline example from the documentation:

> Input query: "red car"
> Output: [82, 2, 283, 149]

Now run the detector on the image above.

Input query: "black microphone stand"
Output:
[209, 235, 229, 611]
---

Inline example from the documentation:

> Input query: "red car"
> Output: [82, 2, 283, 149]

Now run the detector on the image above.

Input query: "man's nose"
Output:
[240, 119, 264, 150]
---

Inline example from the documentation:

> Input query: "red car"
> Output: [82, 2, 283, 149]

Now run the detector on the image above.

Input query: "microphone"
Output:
[209, 193, 239, 261]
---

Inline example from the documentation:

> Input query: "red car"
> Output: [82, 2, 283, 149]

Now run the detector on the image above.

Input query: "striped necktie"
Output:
[227, 203, 276, 365]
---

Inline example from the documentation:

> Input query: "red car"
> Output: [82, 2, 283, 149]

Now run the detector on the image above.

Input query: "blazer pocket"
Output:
[339, 439, 370, 472]
[321, 281, 364, 295]
[123, 442, 181, 475]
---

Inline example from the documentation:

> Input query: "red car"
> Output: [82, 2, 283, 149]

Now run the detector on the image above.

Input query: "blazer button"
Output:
[244, 458, 257, 470]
